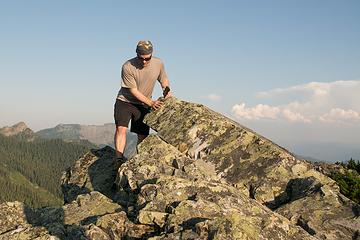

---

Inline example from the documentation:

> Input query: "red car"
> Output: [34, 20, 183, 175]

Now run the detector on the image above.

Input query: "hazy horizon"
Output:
[1, 120, 358, 163]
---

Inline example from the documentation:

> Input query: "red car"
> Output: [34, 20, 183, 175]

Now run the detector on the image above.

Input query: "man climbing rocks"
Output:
[114, 40, 171, 161]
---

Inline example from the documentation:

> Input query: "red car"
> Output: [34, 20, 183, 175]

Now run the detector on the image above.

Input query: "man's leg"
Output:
[114, 125, 127, 158]
[114, 99, 133, 158]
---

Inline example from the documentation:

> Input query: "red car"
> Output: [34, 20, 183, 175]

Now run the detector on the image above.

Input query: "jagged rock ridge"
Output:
[1, 97, 359, 240]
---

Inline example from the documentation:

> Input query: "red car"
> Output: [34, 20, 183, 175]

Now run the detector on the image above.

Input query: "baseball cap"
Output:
[136, 40, 153, 55]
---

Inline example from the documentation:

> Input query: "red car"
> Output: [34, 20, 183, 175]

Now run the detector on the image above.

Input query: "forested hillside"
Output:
[0, 162, 62, 207]
[0, 134, 94, 207]
[331, 159, 360, 203]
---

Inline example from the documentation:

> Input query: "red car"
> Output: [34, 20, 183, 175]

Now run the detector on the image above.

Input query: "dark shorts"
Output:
[114, 99, 151, 135]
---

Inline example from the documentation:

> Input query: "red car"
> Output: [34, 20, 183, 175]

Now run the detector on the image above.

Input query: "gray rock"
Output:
[115, 135, 314, 239]
[144, 97, 359, 239]
[0, 201, 59, 240]
[61, 146, 118, 203]
[1, 97, 359, 239]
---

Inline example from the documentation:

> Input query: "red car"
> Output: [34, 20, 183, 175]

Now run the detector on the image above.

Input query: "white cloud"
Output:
[232, 103, 280, 120]
[232, 103, 310, 123]
[319, 108, 360, 123]
[201, 94, 222, 101]
[282, 109, 311, 123]
[257, 80, 359, 99]
[232, 80, 360, 124]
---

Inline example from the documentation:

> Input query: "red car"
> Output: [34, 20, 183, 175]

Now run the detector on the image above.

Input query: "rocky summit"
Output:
[1, 97, 359, 240]
[0, 122, 34, 138]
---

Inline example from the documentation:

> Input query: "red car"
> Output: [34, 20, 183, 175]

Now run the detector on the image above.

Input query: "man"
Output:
[114, 40, 171, 161]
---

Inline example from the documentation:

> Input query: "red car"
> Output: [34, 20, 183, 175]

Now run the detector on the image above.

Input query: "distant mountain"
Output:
[0, 122, 30, 136]
[36, 123, 112, 145]
[0, 122, 36, 141]
[36, 123, 138, 158]
[295, 154, 323, 163]
[0, 124, 94, 208]
[286, 142, 360, 163]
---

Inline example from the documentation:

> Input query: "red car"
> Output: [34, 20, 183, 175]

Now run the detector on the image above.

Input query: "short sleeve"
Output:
[121, 64, 137, 89]
[157, 61, 168, 84]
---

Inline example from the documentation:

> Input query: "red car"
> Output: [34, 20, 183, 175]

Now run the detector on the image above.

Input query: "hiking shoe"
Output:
[114, 155, 127, 170]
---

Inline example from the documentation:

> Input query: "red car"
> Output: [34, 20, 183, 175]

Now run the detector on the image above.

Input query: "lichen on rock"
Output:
[1, 97, 359, 239]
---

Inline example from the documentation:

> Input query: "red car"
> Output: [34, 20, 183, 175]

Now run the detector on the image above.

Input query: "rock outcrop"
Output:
[1, 97, 359, 240]
[143, 98, 359, 239]
[0, 122, 34, 138]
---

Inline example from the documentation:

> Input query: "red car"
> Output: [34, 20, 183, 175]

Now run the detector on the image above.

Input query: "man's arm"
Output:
[129, 88, 163, 110]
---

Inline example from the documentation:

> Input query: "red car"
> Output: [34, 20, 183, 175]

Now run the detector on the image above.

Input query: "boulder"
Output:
[61, 146, 118, 203]
[0, 201, 58, 240]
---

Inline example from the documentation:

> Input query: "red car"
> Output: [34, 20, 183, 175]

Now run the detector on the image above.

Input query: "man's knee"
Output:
[116, 126, 127, 136]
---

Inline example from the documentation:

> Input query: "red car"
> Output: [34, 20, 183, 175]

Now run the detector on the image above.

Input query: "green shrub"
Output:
[331, 159, 360, 204]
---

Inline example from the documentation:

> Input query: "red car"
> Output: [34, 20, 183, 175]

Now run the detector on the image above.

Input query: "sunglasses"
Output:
[137, 54, 152, 62]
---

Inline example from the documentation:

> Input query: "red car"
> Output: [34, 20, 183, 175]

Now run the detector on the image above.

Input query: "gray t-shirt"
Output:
[117, 57, 168, 105]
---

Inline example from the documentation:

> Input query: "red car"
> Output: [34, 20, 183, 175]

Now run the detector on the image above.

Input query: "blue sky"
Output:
[1, 1, 360, 161]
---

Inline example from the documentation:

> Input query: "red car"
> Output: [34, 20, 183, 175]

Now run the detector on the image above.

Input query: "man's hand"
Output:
[151, 100, 164, 110]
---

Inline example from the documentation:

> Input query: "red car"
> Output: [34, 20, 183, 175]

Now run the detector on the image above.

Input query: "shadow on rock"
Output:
[180, 217, 210, 230]
[87, 148, 119, 201]
[61, 183, 91, 204]
[23, 146, 128, 239]
[24, 206, 85, 240]
[61, 146, 121, 204]
[265, 177, 322, 210]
